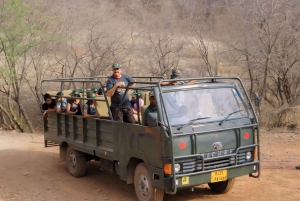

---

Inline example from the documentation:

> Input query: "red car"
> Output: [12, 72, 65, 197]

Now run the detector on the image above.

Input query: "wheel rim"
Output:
[69, 151, 77, 170]
[137, 173, 150, 198]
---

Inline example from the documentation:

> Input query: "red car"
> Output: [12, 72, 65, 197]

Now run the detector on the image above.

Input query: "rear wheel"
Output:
[134, 163, 164, 201]
[208, 178, 235, 194]
[66, 146, 87, 177]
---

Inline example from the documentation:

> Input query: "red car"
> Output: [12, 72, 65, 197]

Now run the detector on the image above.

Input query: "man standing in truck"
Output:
[106, 62, 136, 123]
[144, 91, 158, 126]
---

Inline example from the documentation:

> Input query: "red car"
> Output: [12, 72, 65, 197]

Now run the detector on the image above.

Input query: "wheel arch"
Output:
[59, 142, 69, 161]
[126, 157, 143, 184]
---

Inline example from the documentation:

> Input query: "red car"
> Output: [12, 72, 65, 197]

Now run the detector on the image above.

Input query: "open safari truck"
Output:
[42, 76, 260, 201]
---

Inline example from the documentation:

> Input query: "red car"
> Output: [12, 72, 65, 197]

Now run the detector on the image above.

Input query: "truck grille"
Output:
[175, 157, 233, 174]
[175, 150, 252, 174]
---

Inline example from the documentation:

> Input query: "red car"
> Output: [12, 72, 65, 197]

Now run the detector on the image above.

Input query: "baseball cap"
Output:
[149, 91, 154, 97]
[112, 62, 121, 69]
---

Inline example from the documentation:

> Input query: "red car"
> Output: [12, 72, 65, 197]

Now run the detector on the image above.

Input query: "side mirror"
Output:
[254, 93, 259, 106]
[147, 113, 158, 127]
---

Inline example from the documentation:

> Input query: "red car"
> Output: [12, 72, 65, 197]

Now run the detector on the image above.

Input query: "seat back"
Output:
[62, 90, 73, 98]
[140, 91, 150, 106]
[141, 105, 149, 126]
[46, 91, 58, 97]
[95, 95, 111, 118]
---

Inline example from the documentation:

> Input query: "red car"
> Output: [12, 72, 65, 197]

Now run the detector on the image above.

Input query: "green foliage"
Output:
[0, 0, 53, 65]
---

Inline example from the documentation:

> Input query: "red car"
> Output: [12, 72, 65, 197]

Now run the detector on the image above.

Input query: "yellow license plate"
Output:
[211, 170, 227, 183]
[182, 176, 189, 185]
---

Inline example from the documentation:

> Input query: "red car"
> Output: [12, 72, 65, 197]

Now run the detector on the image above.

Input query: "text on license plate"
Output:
[211, 170, 227, 183]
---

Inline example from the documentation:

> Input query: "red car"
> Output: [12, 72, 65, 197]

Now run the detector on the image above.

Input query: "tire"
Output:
[208, 178, 235, 194]
[134, 163, 164, 201]
[66, 146, 87, 177]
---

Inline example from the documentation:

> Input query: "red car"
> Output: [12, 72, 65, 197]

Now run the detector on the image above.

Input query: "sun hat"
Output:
[86, 92, 95, 99]
[131, 90, 141, 97]
[91, 86, 99, 92]
[69, 89, 81, 96]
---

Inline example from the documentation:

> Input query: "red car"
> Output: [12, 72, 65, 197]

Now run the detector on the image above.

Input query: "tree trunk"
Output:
[0, 104, 24, 132]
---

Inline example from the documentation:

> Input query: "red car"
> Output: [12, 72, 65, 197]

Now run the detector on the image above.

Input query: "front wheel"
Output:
[66, 146, 87, 177]
[208, 178, 235, 194]
[134, 163, 164, 201]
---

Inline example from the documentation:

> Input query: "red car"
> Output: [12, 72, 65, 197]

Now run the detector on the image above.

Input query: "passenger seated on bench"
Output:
[66, 89, 82, 116]
[130, 91, 144, 122]
[56, 91, 67, 113]
[83, 92, 97, 118]
[42, 93, 56, 117]
[144, 91, 158, 126]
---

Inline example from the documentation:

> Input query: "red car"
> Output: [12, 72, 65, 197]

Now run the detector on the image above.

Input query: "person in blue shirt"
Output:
[106, 62, 135, 123]
[106, 62, 136, 123]
[56, 92, 67, 113]
[83, 92, 97, 118]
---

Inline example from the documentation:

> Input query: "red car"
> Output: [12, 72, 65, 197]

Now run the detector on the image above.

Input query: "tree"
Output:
[0, 0, 59, 132]
[224, 0, 300, 127]
[144, 32, 183, 78]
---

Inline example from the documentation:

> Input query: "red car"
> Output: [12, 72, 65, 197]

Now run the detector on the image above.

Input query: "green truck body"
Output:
[43, 76, 260, 201]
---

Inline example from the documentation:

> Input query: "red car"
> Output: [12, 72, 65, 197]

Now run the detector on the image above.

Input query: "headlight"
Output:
[246, 152, 252, 160]
[174, 163, 181, 173]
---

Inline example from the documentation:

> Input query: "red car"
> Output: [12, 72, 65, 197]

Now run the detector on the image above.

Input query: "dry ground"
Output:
[0, 129, 300, 201]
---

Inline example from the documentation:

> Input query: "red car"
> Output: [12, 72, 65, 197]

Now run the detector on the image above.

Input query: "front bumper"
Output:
[163, 162, 259, 190]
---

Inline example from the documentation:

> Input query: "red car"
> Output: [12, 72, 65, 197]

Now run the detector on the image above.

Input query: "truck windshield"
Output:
[162, 87, 247, 126]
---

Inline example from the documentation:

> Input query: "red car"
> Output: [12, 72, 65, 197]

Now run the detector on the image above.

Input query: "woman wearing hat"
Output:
[83, 92, 97, 118]
[56, 92, 67, 113]
[66, 89, 82, 116]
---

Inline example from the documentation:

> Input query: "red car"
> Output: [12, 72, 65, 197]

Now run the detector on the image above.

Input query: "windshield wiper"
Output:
[177, 117, 211, 130]
[219, 110, 242, 126]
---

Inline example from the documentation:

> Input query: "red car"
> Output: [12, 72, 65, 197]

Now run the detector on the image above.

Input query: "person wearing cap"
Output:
[161, 68, 196, 86]
[160, 69, 196, 116]
[83, 92, 97, 118]
[66, 89, 82, 116]
[144, 91, 158, 126]
[42, 93, 56, 117]
[90, 86, 99, 95]
[106, 62, 136, 123]
[130, 91, 144, 122]
[56, 92, 67, 113]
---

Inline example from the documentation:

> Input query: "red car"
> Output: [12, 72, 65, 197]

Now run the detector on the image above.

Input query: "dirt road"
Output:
[0, 129, 300, 201]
